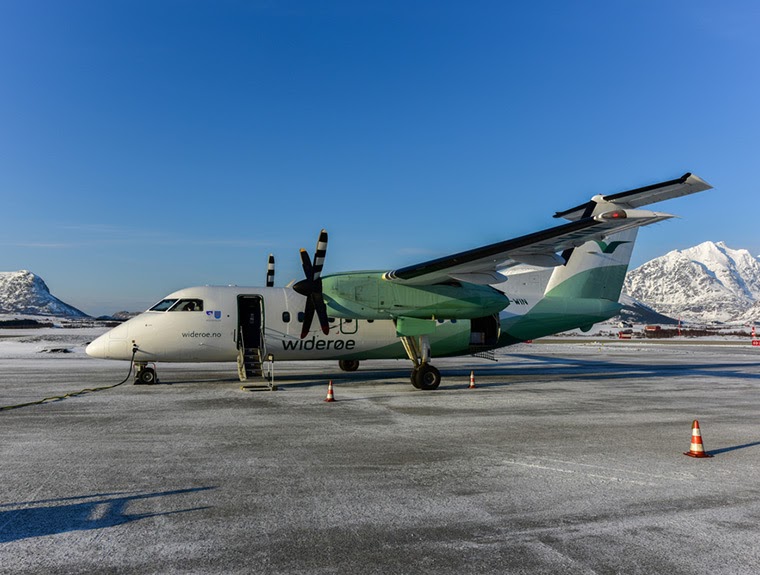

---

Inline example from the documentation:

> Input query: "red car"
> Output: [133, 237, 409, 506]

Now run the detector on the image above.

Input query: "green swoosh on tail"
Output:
[595, 240, 631, 254]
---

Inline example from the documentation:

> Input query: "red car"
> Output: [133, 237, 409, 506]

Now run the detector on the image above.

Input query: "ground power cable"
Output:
[0, 347, 138, 412]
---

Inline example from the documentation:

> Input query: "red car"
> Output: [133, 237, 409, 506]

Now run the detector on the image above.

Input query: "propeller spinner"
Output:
[292, 229, 330, 338]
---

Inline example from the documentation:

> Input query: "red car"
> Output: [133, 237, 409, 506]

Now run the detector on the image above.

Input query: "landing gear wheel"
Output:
[136, 367, 156, 385]
[338, 359, 360, 372]
[410, 366, 421, 389]
[413, 364, 440, 391]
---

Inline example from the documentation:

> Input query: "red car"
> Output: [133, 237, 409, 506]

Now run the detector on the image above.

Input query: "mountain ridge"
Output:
[2, 241, 759, 325]
[623, 241, 760, 324]
[0, 270, 89, 318]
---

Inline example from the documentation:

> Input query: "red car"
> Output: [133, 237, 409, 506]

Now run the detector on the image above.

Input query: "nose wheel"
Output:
[134, 363, 158, 385]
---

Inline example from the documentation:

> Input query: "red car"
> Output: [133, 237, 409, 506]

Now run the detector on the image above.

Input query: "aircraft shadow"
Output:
[269, 357, 760, 391]
[0, 486, 215, 543]
[151, 353, 760, 390]
[505, 354, 760, 382]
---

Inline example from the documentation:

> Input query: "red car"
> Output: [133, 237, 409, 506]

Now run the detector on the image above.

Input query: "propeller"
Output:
[266, 254, 275, 287]
[292, 229, 330, 338]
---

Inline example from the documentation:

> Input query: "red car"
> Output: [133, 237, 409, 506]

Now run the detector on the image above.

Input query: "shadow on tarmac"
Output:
[507, 354, 760, 382]
[707, 441, 760, 456]
[150, 353, 760, 389]
[0, 487, 215, 543]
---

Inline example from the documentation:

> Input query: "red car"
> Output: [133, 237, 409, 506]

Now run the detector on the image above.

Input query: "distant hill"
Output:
[623, 241, 760, 324]
[0, 270, 89, 318]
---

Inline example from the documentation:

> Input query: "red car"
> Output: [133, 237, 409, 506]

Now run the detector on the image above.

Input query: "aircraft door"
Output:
[238, 295, 264, 351]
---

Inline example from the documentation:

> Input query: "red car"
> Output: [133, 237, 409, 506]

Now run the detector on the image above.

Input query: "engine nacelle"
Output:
[322, 273, 509, 320]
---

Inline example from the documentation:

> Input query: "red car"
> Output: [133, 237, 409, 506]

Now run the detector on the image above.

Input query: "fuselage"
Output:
[85, 285, 496, 363]
[86, 274, 623, 365]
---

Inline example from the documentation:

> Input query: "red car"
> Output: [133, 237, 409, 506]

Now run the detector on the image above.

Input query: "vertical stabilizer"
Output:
[545, 197, 640, 301]
[544, 228, 638, 301]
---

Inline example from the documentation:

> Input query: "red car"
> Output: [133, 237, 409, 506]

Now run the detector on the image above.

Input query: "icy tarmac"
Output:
[2, 333, 760, 574]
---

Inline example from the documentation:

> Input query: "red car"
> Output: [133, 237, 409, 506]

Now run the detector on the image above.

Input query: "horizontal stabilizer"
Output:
[554, 173, 711, 221]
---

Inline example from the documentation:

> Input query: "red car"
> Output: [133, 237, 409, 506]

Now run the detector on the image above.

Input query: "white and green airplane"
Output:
[86, 173, 711, 389]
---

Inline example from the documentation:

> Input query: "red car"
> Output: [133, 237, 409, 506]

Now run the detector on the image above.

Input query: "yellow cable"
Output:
[0, 349, 137, 412]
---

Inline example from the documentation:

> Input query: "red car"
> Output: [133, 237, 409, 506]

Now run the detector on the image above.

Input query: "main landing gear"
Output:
[338, 359, 360, 372]
[400, 334, 441, 391]
[134, 362, 158, 385]
[410, 364, 441, 390]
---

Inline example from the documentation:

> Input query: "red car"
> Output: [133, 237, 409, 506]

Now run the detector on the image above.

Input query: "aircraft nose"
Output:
[85, 333, 108, 358]
[86, 321, 132, 359]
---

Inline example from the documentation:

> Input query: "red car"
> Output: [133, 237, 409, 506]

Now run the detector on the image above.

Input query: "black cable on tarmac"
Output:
[0, 348, 138, 412]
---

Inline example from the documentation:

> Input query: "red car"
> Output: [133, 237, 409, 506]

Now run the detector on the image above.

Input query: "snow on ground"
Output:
[0, 326, 108, 358]
[2, 326, 760, 573]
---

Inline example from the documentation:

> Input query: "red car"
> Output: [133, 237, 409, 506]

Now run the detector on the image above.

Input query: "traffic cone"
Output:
[684, 420, 713, 458]
[324, 380, 336, 402]
[468, 371, 476, 389]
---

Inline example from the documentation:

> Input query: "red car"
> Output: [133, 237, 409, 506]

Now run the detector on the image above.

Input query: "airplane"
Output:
[86, 173, 712, 389]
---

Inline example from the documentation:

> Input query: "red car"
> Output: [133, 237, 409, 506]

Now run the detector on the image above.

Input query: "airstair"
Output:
[237, 334, 263, 380]
[237, 328, 276, 391]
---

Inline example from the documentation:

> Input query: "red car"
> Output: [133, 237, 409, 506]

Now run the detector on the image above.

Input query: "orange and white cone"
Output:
[324, 380, 336, 402]
[684, 420, 712, 458]
[468, 371, 476, 389]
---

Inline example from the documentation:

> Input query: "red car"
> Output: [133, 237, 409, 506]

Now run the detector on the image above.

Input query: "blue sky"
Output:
[1, 1, 758, 316]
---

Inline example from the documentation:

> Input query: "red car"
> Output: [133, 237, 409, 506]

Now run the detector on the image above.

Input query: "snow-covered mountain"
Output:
[623, 241, 760, 323]
[0, 270, 89, 318]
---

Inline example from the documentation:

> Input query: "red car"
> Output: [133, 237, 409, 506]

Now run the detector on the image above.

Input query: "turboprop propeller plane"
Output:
[86, 173, 712, 389]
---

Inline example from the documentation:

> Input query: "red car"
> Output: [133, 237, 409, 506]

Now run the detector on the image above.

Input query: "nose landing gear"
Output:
[134, 362, 158, 385]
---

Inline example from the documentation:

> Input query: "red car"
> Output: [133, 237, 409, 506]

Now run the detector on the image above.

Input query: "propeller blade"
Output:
[314, 296, 330, 335]
[266, 254, 275, 287]
[312, 229, 328, 280]
[299, 248, 313, 280]
[293, 229, 330, 339]
[301, 297, 315, 339]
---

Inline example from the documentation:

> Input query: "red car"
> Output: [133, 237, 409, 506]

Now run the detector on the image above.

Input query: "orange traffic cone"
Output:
[324, 380, 336, 402]
[468, 371, 476, 389]
[684, 420, 713, 458]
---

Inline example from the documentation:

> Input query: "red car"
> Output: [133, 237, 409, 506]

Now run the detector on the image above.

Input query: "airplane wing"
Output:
[554, 172, 711, 221]
[383, 207, 672, 285]
[385, 172, 712, 286]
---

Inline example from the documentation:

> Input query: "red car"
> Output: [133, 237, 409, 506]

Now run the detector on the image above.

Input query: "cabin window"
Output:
[149, 299, 178, 312]
[169, 299, 204, 312]
[297, 312, 304, 323]
[282, 312, 291, 323]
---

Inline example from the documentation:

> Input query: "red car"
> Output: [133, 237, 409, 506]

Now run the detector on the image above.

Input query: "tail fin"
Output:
[545, 173, 712, 301]
[544, 226, 638, 301]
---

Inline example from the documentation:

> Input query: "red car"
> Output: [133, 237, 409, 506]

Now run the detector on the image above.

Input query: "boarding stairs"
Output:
[237, 328, 276, 391]
[237, 343, 263, 381]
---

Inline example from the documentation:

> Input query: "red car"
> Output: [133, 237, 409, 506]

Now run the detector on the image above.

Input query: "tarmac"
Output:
[2, 336, 760, 574]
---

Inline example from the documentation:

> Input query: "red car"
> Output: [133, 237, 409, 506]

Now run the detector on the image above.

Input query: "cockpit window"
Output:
[169, 299, 204, 312]
[149, 299, 179, 312]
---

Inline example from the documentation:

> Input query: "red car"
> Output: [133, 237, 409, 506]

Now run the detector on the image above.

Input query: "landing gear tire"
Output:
[338, 359, 360, 372]
[136, 367, 156, 385]
[410, 366, 421, 389]
[413, 364, 440, 391]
